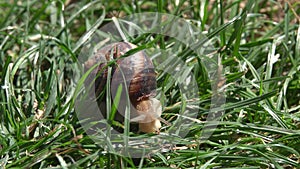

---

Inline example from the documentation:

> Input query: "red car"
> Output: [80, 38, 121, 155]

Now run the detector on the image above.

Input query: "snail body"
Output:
[84, 42, 162, 134]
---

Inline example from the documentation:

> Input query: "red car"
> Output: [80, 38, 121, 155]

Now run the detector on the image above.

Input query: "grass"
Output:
[1, 0, 300, 168]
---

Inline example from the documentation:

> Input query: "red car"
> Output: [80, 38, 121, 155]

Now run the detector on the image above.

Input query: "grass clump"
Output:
[0, 0, 300, 168]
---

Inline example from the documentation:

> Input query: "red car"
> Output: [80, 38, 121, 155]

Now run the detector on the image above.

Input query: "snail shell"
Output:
[84, 42, 162, 133]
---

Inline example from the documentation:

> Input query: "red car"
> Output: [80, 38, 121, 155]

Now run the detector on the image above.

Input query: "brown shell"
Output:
[84, 42, 157, 103]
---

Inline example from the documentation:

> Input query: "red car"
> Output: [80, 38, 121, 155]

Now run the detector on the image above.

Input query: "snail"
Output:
[84, 42, 165, 134]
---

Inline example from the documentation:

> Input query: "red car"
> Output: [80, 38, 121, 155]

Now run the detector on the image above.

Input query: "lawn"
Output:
[0, 0, 300, 168]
